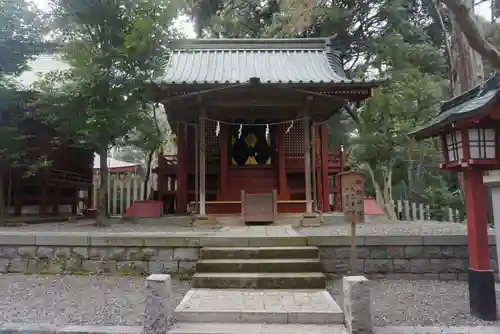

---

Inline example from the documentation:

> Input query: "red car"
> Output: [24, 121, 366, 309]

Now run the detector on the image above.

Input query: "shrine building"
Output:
[153, 38, 378, 220]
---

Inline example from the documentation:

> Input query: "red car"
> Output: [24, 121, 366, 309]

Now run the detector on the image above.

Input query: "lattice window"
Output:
[283, 123, 304, 154]
[205, 121, 220, 156]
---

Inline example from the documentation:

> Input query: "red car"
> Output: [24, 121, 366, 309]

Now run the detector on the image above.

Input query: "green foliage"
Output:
[415, 182, 465, 222]
[0, 0, 46, 77]
[36, 0, 178, 223]
[38, 0, 178, 148]
[0, 0, 48, 225]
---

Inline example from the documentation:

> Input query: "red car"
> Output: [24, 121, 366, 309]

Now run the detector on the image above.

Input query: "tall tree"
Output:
[348, 33, 447, 219]
[0, 0, 46, 225]
[38, 0, 177, 225]
[441, 0, 500, 70]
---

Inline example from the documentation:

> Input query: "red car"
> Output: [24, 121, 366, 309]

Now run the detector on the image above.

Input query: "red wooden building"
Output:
[1, 96, 93, 217]
[154, 38, 377, 218]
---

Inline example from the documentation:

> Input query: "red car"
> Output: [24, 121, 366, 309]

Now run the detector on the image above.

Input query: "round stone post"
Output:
[144, 274, 172, 334]
[343, 276, 372, 334]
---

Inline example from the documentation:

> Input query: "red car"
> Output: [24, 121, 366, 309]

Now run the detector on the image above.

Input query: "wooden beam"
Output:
[206, 99, 303, 108]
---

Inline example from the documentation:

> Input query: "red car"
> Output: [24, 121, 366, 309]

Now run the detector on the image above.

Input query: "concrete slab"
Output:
[169, 323, 348, 334]
[174, 289, 344, 324]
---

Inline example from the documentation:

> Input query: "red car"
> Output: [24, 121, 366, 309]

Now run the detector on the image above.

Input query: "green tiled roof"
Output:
[157, 38, 372, 85]
[411, 74, 500, 139]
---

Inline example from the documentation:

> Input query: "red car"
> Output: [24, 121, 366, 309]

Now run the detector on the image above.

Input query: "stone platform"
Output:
[174, 289, 344, 324]
[169, 323, 347, 334]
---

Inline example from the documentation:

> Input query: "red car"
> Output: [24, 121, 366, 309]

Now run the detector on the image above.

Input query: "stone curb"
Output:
[0, 323, 142, 334]
[0, 233, 493, 247]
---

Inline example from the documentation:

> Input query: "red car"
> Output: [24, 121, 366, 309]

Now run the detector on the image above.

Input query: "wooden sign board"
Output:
[340, 171, 365, 223]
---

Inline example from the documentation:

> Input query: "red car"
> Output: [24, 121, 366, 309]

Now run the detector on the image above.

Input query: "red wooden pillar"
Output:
[219, 124, 228, 199]
[463, 169, 497, 320]
[277, 124, 289, 200]
[320, 125, 330, 212]
[176, 124, 188, 213]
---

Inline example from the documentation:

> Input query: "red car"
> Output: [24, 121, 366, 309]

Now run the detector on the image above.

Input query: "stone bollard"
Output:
[144, 274, 172, 334]
[343, 276, 372, 334]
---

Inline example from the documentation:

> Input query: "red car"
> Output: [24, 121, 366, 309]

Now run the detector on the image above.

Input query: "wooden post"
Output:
[311, 123, 317, 211]
[321, 124, 330, 212]
[219, 124, 228, 198]
[315, 125, 323, 211]
[176, 124, 188, 213]
[14, 174, 22, 215]
[194, 123, 199, 213]
[87, 185, 93, 209]
[340, 171, 365, 275]
[71, 187, 78, 215]
[39, 178, 48, 215]
[199, 115, 206, 216]
[53, 184, 60, 215]
[277, 124, 288, 200]
[303, 118, 312, 213]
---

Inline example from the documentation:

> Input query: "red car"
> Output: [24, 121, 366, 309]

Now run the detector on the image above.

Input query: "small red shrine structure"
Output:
[153, 38, 378, 218]
[411, 73, 500, 321]
[1, 94, 93, 217]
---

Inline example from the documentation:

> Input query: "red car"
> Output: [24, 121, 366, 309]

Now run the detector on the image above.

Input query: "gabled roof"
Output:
[411, 74, 500, 139]
[157, 38, 372, 86]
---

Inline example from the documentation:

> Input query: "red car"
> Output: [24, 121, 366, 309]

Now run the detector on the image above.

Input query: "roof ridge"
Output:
[168, 38, 329, 50]
[440, 73, 500, 113]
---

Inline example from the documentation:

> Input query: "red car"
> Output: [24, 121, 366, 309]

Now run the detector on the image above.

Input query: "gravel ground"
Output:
[0, 274, 190, 326]
[0, 275, 498, 327]
[328, 279, 500, 326]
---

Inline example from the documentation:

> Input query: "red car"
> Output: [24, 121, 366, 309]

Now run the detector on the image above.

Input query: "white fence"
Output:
[393, 199, 464, 223]
[92, 173, 157, 215]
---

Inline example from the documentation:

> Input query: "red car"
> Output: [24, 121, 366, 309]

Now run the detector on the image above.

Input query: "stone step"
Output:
[174, 289, 344, 325]
[169, 323, 348, 334]
[196, 258, 322, 273]
[200, 247, 319, 260]
[192, 272, 326, 289]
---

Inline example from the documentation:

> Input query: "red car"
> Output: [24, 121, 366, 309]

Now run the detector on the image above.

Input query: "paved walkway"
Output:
[0, 218, 485, 237]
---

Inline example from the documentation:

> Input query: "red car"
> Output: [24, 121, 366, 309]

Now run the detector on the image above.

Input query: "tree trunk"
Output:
[442, 0, 500, 71]
[0, 169, 5, 227]
[96, 147, 109, 226]
[366, 164, 397, 220]
[143, 149, 154, 200]
[382, 168, 397, 220]
[449, 0, 484, 195]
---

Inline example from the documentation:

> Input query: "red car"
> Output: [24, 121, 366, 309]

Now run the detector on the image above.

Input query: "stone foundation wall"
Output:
[319, 245, 498, 281]
[0, 246, 200, 275]
[0, 233, 496, 279]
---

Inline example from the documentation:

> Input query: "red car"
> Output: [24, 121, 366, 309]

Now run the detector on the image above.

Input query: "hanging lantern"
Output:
[439, 126, 498, 170]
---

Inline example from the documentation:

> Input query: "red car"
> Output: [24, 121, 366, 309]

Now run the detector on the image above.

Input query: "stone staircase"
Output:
[170, 245, 347, 334]
[192, 246, 326, 289]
